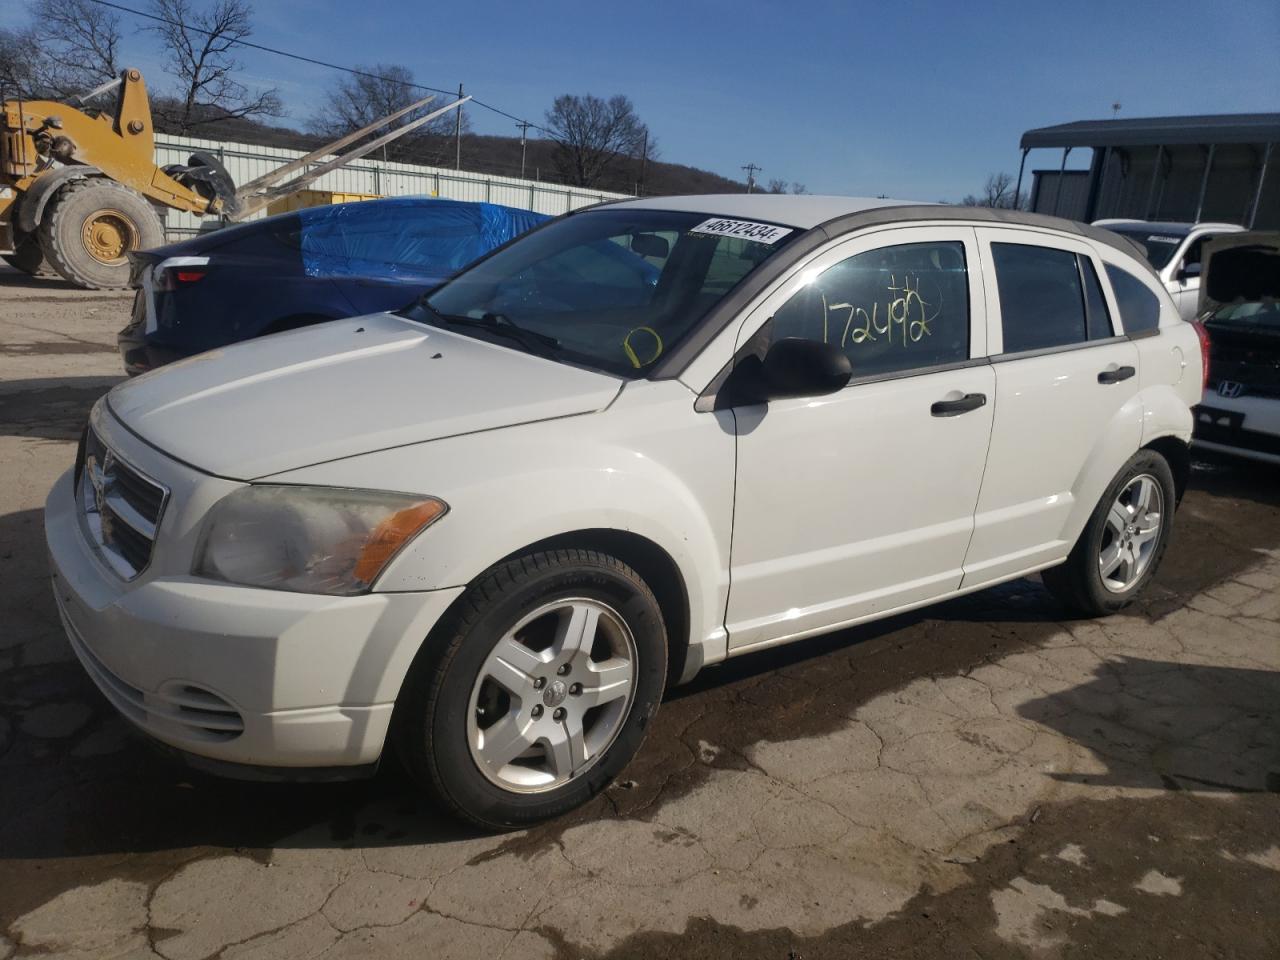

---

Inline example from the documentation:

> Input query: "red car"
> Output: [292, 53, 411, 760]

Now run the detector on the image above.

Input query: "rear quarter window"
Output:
[1104, 264, 1161, 334]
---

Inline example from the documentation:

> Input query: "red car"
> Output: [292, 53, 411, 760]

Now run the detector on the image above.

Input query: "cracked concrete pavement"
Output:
[1, 265, 1278, 958]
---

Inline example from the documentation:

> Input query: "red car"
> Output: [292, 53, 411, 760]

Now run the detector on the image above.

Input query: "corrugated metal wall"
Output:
[155, 134, 631, 240]
[1029, 169, 1090, 220]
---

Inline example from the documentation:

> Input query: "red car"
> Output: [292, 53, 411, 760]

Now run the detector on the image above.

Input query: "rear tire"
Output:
[1042, 449, 1177, 616]
[394, 549, 667, 830]
[2, 223, 56, 277]
[39, 179, 164, 289]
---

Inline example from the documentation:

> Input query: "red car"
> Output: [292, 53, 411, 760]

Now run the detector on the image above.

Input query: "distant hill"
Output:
[152, 113, 748, 198]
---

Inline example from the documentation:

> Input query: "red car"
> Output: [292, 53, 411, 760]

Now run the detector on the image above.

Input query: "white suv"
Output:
[1093, 219, 1245, 320]
[46, 196, 1203, 828]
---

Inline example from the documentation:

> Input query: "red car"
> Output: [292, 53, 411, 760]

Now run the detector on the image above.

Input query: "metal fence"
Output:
[154, 134, 631, 240]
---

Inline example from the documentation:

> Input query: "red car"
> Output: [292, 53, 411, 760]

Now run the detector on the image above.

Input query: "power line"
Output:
[741, 162, 761, 193]
[85, 0, 556, 137]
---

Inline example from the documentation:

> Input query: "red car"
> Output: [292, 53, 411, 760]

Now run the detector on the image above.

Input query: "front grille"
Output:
[76, 427, 169, 579]
[1206, 331, 1280, 399]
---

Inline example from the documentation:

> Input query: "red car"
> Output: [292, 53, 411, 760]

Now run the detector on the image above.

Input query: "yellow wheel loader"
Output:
[1, 69, 467, 289]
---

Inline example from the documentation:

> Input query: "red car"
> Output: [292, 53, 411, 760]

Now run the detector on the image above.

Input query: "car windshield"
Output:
[405, 208, 798, 377]
[1102, 226, 1188, 270]
[1208, 299, 1280, 331]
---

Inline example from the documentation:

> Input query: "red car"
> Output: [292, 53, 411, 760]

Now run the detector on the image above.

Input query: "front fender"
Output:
[16, 166, 102, 232]
[266, 381, 736, 677]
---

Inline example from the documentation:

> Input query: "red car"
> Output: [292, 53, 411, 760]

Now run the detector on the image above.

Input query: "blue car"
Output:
[118, 197, 550, 374]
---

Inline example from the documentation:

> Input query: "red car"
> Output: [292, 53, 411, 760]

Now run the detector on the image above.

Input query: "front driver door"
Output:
[724, 227, 996, 652]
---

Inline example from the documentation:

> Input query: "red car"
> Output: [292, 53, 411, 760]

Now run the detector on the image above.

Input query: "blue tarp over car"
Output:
[297, 198, 550, 280]
[118, 197, 551, 374]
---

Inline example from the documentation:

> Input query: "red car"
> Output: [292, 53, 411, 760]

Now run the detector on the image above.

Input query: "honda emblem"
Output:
[1217, 381, 1244, 399]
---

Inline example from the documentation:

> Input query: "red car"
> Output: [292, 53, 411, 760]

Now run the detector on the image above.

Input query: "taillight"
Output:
[153, 256, 210, 291]
[1190, 320, 1211, 391]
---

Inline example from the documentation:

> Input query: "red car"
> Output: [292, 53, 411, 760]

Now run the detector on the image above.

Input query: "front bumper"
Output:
[1194, 394, 1280, 466]
[46, 466, 463, 771]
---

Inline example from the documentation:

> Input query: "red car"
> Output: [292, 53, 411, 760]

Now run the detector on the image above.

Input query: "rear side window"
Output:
[1105, 265, 1161, 334]
[770, 240, 970, 379]
[992, 243, 1091, 353]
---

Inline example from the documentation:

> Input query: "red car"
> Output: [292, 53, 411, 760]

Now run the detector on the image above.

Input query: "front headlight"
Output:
[193, 485, 448, 595]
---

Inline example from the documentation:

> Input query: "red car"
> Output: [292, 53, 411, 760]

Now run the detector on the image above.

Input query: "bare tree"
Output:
[0, 28, 39, 99]
[1, 0, 122, 101]
[27, 0, 123, 98]
[544, 94, 650, 187]
[961, 171, 1024, 209]
[146, 0, 282, 132]
[309, 64, 468, 165]
[765, 178, 809, 195]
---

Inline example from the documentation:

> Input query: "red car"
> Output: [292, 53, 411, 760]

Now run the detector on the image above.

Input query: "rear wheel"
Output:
[39, 179, 164, 289]
[2, 222, 56, 277]
[1042, 449, 1176, 616]
[394, 549, 667, 829]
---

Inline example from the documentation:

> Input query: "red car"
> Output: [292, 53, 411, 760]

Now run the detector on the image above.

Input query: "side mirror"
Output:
[1178, 261, 1202, 282]
[760, 337, 852, 400]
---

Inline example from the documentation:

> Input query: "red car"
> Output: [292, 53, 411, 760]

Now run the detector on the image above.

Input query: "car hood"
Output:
[1200, 232, 1280, 315]
[107, 312, 623, 479]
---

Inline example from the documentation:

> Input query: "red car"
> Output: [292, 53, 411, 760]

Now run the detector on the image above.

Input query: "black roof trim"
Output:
[1021, 113, 1280, 149]
[810, 204, 1152, 267]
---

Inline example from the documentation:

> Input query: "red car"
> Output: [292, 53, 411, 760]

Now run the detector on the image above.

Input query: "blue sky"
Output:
[5, 0, 1277, 199]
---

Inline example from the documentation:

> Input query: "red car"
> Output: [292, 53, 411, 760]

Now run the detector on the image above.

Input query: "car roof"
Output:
[606, 194, 915, 230]
[598, 194, 1152, 271]
[1093, 219, 1245, 234]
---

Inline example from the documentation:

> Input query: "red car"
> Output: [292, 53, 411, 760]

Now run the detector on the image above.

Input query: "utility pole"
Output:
[517, 120, 532, 179]
[1111, 102, 1122, 119]
[455, 83, 464, 171]
[741, 162, 761, 193]
[638, 130, 648, 196]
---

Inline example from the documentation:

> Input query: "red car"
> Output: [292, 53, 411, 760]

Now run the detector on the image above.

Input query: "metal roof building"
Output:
[1016, 113, 1279, 228]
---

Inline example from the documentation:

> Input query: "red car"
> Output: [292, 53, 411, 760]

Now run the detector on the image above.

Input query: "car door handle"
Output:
[1097, 365, 1136, 385]
[930, 392, 987, 417]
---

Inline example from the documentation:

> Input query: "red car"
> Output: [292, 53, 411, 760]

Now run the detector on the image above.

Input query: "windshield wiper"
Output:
[417, 303, 561, 357]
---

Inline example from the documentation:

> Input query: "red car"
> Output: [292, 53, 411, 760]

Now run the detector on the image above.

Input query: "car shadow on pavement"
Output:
[0, 377, 120, 441]
[1018, 656, 1280, 795]
[0, 266, 80, 293]
[1190, 454, 1280, 507]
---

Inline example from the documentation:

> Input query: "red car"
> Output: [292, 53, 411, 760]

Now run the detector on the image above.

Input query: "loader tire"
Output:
[1, 224, 56, 277]
[39, 179, 164, 290]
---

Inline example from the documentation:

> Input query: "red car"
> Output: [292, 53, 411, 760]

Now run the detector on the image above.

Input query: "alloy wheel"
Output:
[1099, 474, 1164, 593]
[466, 598, 638, 793]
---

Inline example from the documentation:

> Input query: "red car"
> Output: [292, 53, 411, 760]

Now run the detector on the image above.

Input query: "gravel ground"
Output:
[1, 264, 1277, 959]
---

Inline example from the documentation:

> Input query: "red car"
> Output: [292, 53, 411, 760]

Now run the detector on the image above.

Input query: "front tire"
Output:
[394, 549, 668, 830]
[1042, 449, 1177, 616]
[39, 179, 164, 289]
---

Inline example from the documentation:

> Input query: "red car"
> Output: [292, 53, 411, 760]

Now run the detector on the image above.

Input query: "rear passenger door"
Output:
[963, 229, 1142, 587]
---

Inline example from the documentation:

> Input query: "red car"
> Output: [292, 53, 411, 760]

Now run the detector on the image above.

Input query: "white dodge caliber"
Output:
[46, 196, 1203, 827]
